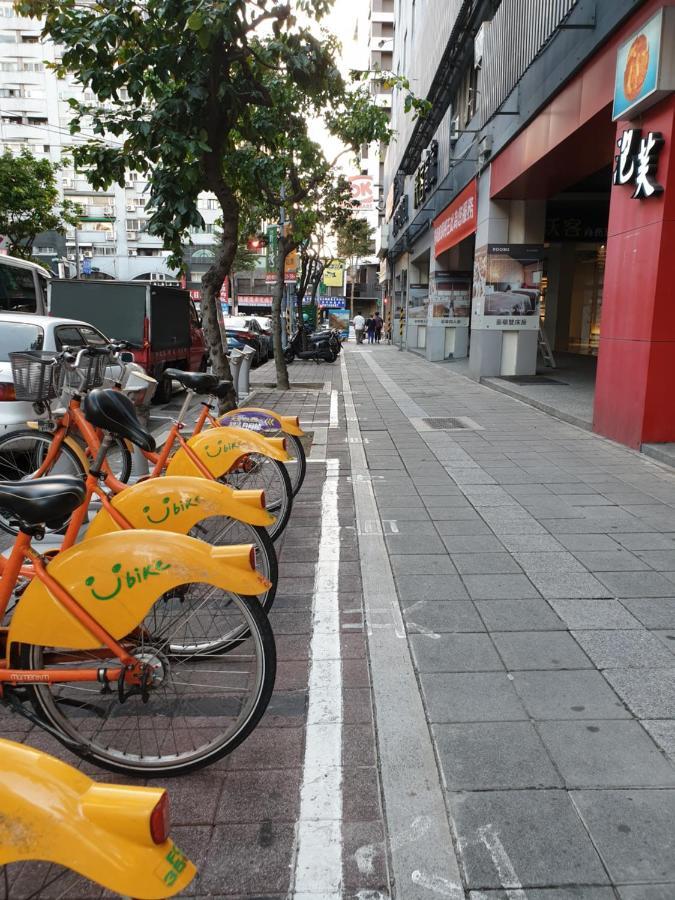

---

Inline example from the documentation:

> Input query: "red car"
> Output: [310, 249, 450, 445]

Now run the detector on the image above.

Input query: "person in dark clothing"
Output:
[366, 316, 376, 344]
[373, 313, 383, 343]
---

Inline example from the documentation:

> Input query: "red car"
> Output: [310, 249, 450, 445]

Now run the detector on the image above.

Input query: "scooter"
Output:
[284, 325, 338, 363]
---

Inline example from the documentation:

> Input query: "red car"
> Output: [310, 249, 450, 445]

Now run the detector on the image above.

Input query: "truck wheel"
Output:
[152, 367, 173, 404]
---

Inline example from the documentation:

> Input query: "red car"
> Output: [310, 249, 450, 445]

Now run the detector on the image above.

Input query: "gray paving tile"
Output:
[433, 722, 562, 790]
[572, 550, 650, 572]
[512, 670, 630, 720]
[642, 720, 675, 762]
[409, 632, 503, 673]
[439, 521, 494, 537]
[395, 574, 469, 603]
[549, 599, 644, 630]
[468, 890, 615, 899]
[441, 534, 505, 553]
[604, 668, 675, 718]
[538, 720, 675, 787]
[384, 533, 447, 555]
[572, 789, 675, 883]
[513, 552, 587, 574]
[375, 506, 430, 521]
[558, 534, 622, 551]
[613, 534, 675, 551]
[499, 534, 567, 553]
[390, 554, 458, 576]
[621, 598, 675, 628]
[475, 599, 564, 631]
[452, 552, 523, 575]
[492, 631, 592, 670]
[527, 572, 612, 600]
[463, 574, 540, 600]
[617, 886, 675, 900]
[404, 600, 486, 633]
[572, 630, 675, 669]
[596, 572, 675, 598]
[420, 672, 528, 722]
[450, 790, 608, 888]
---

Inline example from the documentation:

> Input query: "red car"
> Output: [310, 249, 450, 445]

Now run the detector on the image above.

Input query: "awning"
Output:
[433, 179, 477, 257]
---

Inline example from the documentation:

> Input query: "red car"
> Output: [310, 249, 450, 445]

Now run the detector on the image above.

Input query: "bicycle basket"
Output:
[64, 352, 110, 392]
[9, 351, 65, 402]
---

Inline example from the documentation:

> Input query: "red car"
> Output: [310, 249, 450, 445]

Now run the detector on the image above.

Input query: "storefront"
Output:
[475, 0, 675, 447]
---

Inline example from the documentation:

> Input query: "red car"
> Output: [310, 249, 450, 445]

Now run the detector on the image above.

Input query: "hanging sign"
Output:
[322, 259, 344, 288]
[433, 180, 477, 257]
[349, 175, 375, 211]
[612, 7, 675, 122]
[613, 128, 664, 199]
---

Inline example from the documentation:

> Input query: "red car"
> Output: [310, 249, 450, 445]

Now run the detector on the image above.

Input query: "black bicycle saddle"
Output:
[83, 388, 156, 452]
[0, 476, 86, 528]
[164, 369, 219, 395]
[211, 379, 234, 400]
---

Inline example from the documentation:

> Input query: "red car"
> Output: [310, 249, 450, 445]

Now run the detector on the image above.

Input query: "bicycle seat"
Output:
[211, 379, 234, 400]
[164, 369, 219, 394]
[0, 476, 85, 527]
[83, 388, 157, 452]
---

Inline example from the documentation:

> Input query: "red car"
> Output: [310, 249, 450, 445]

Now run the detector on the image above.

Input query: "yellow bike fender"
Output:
[84, 476, 274, 540]
[0, 739, 195, 898]
[8, 531, 271, 650]
[166, 426, 289, 480]
[220, 407, 305, 437]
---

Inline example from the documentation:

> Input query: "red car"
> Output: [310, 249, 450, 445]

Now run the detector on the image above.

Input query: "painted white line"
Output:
[477, 825, 528, 900]
[329, 389, 339, 427]
[411, 871, 464, 898]
[292, 457, 342, 897]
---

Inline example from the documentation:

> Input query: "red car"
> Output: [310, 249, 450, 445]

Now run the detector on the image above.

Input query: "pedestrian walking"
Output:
[366, 316, 375, 344]
[353, 313, 365, 344]
[374, 312, 383, 343]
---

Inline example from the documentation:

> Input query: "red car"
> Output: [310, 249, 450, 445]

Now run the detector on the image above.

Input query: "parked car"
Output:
[0, 313, 151, 435]
[223, 316, 269, 365]
[0, 255, 51, 315]
[49, 280, 207, 403]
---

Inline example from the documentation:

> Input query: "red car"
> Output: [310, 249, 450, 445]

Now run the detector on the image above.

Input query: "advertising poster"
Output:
[322, 259, 345, 288]
[612, 9, 675, 121]
[349, 175, 375, 212]
[329, 308, 350, 339]
[427, 272, 471, 326]
[472, 245, 544, 331]
[266, 225, 278, 273]
[284, 249, 298, 283]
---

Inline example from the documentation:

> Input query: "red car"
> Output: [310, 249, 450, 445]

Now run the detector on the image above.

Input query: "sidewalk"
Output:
[344, 341, 675, 899]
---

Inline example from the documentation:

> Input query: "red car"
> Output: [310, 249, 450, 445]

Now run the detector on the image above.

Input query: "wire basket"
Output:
[9, 351, 65, 402]
[64, 352, 110, 392]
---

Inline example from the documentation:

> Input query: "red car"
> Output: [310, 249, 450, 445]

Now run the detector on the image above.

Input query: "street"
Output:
[5, 341, 675, 897]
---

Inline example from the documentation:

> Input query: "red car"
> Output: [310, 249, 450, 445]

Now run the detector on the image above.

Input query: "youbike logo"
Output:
[222, 413, 280, 434]
[85, 560, 171, 601]
[204, 438, 242, 458]
[142, 494, 203, 524]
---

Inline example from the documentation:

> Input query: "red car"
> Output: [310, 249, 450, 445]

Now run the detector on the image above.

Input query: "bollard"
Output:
[237, 345, 256, 401]
[227, 350, 244, 402]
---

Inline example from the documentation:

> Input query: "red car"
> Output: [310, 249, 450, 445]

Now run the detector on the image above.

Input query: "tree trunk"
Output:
[271, 235, 290, 390]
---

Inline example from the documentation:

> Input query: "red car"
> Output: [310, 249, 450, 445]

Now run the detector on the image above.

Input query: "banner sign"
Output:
[237, 294, 273, 307]
[472, 244, 544, 331]
[613, 8, 675, 121]
[284, 249, 298, 283]
[265, 225, 278, 272]
[317, 296, 346, 309]
[433, 180, 477, 257]
[349, 175, 375, 211]
[322, 259, 344, 287]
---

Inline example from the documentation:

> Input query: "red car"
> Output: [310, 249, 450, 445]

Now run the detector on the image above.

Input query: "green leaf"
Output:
[186, 11, 203, 31]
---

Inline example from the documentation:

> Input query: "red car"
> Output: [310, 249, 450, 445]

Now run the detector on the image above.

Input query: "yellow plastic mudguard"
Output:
[165, 425, 289, 480]
[0, 738, 195, 898]
[220, 407, 305, 437]
[84, 475, 274, 539]
[8, 530, 270, 650]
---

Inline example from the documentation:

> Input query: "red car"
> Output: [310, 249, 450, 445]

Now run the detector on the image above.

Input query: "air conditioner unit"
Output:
[126, 204, 135, 212]
[128, 249, 137, 256]
[126, 231, 136, 240]
[450, 116, 461, 146]
[103, 206, 113, 216]
[478, 133, 493, 162]
[82, 250, 93, 258]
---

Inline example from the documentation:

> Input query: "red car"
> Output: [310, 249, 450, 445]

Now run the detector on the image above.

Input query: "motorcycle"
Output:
[284, 324, 341, 363]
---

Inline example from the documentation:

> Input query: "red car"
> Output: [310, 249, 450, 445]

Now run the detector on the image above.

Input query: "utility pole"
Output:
[74, 226, 81, 279]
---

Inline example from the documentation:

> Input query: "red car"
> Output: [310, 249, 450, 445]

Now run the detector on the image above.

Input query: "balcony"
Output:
[347, 281, 382, 300]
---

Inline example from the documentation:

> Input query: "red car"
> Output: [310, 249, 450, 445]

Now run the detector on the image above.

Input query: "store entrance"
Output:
[543, 165, 611, 357]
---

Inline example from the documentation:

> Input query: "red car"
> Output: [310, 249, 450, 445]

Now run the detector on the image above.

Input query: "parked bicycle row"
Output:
[0, 344, 310, 897]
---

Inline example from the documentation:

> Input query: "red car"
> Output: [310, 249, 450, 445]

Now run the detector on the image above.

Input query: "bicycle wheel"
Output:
[81, 434, 132, 483]
[188, 518, 277, 612]
[22, 588, 276, 777]
[285, 433, 306, 497]
[0, 429, 85, 536]
[222, 454, 292, 541]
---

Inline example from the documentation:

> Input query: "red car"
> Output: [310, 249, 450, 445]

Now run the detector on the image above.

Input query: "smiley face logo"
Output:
[205, 438, 241, 458]
[85, 563, 122, 601]
[143, 496, 171, 524]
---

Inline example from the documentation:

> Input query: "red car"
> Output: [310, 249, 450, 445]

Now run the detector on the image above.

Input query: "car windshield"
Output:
[223, 318, 249, 330]
[0, 321, 44, 361]
[0, 265, 38, 313]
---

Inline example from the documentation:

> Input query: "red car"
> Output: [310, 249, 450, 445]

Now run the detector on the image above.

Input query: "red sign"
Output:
[433, 180, 477, 257]
[189, 289, 201, 302]
[349, 175, 375, 211]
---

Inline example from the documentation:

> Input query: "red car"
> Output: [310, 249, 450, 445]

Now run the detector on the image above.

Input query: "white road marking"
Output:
[292, 458, 342, 896]
[330, 389, 339, 427]
[355, 844, 378, 875]
[477, 825, 528, 899]
[406, 622, 441, 639]
[411, 870, 464, 898]
[389, 815, 432, 850]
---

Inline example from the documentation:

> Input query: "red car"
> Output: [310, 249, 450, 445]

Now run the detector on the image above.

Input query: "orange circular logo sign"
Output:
[624, 33, 650, 102]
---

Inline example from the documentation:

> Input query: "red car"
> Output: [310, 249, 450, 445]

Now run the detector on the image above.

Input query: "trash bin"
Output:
[227, 349, 244, 402]
[237, 345, 256, 400]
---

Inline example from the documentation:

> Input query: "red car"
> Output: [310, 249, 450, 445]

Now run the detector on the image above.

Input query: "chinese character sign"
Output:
[322, 259, 344, 288]
[471, 245, 544, 332]
[613, 129, 664, 199]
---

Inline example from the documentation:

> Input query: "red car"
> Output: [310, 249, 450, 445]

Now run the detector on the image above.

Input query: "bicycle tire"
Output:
[222, 454, 292, 541]
[20, 590, 276, 777]
[285, 433, 307, 497]
[188, 519, 278, 613]
[0, 429, 86, 536]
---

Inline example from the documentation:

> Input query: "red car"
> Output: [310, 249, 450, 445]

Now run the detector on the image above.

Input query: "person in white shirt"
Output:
[353, 313, 365, 344]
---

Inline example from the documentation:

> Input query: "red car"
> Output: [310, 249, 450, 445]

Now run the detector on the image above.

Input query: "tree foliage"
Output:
[0, 150, 80, 259]
[336, 217, 375, 261]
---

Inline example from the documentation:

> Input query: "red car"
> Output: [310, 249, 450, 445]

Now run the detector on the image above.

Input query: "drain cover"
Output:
[420, 416, 480, 431]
